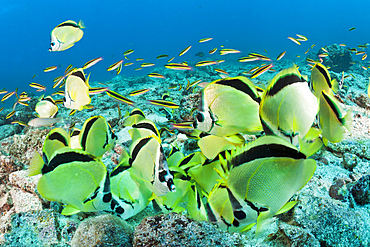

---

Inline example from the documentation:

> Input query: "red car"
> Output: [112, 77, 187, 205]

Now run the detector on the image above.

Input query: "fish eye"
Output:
[51, 42, 55, 46]
[63, 97, 66, 102]
[196, 113, 204, 122]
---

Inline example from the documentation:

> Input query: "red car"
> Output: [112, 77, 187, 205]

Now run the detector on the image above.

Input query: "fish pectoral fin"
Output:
[240, 222, 256, 232]
[61, 205, 81, 215]
[275, 201, 298, 215]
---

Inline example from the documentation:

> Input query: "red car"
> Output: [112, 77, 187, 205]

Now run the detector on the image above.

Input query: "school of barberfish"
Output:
[25, 60, 352, 236]
[1, 20, 359, 237]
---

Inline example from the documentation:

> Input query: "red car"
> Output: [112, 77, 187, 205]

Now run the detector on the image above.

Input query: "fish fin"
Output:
[61, 205, 81, 215]
[255, 213, 268, 237]
[299, 137, 323, 157]
[148, 193, 157, 202]
[198, 135, 238, 160]
[322, 137, 329, 147]
[85, 73, 91, 88]
[223, 134, 245, 144]
[78, 20, 85, 29]
[118, 149, 130, 166]
[275, 201, 298, 215]
[28, 151, 44, 176]
[343, 109, 353, 132]
[331, 79, 339, 94]
[240, 222, 256, 232]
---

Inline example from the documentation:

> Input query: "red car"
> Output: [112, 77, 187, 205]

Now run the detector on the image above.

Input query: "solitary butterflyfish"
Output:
[49, 20, 84, 52]
[63, 68, 91, 111]
[35, 96, 58, 118]
[193, 76, 263, 137]
[206, 136, 316, 234]
[259, 66, 319, 146]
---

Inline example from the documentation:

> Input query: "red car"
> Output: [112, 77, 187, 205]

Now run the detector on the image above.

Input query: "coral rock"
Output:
[342, 153, 358, 171]
[3, 210, 60, 246]
[133, 213, 243, 247]
[318, 43, 353, 72]
[71, 214, 134, 247]
[351, 175, 370, 205]
[9, 187, 42, 213]
[267, 222, 320, 246]
[329, 178, 348, 201]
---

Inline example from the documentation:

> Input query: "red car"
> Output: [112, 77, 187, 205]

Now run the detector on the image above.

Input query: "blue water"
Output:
[0, 0, 369, 107]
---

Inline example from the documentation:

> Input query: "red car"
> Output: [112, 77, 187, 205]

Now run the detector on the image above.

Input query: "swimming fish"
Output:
[44, 66, 57, 72]
[128, 122, 175, 197]
[35, 96, 58, 118]
[107, 60, 123, 71]
[63, 68, 91, 111]
[79, 116, 117, 158]
[69, 128, 82, 149]
[195, 61, 218, 67]
[276, 51, 286, 61]
[124, 108, 146, 127]
[29, 83, 46, 91]
[1, 91, 15, 101]
[83, 57, 103, 70]
[109, 161, 152, 219]
[207, 136, 316, 234]
[179, 45, 192, 56]
[124, 49, 134, 56]
[148, 73, 165, 79]
[29, 147, 109, 215]
[193, 76, 262, 137]
[157, 54, 169, 59]
[6, 110, 15, 119]
[129, 89, 150, 96]
[106, 90, 135, 106]
[165, 63, 193, 71]
[199, 37, 213, 43]
[49, 20, 84, 52]
[219, 49, 241, 55]
[147, 99, 179, 109]
[39, 128, 70, 165]
[310, 63, 339, 97]
[287, 37, 301, 45]
[259, 66, 319, 146]
[318, 90, 352, 144]
[28, 118, 62, 127]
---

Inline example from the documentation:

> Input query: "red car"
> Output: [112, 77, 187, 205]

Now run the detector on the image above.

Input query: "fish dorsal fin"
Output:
[265, 65, 304, 97]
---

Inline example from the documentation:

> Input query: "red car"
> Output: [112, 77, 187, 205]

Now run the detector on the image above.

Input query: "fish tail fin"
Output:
[28, 151, 44, 176]
[78, 20, 85, 29]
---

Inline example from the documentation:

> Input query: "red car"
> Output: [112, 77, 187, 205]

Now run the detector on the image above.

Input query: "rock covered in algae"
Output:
[351, 175, 370, 205]
[294, 196, 370, 246]
[266, 222, 320, 247]
[132, 212, 245, 247]
[319, 43, 353, 72]
[70, 214, 134, 247]
[3, 210, 60, 246]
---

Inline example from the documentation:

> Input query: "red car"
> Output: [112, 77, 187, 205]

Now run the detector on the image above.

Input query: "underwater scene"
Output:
[1, 0, 370, 246]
